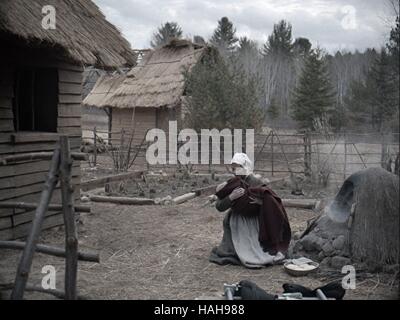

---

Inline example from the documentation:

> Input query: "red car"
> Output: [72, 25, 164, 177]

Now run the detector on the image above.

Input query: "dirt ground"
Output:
[0, 193, 398, 300]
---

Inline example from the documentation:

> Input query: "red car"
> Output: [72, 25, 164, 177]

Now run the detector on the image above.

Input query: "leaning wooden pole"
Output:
[60, 136, 78, 300]
[0, 241, 99, 263]
[11, 148, 61, 300]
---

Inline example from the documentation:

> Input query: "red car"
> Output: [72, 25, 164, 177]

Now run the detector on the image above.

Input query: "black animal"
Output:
[239, 280, 277, 300]
[282, 283, 315, 297]
[283, 281, 346, 300]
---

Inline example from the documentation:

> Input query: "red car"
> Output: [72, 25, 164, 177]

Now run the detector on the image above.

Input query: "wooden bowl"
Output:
[284, 261, 319, 277]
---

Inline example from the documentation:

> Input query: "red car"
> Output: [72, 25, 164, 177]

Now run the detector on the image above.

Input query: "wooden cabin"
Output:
[0, 0, 134, 240]
[83, 40, 208, 145]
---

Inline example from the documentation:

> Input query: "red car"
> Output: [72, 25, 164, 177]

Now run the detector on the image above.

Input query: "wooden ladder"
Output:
[0, 136, 99, 300]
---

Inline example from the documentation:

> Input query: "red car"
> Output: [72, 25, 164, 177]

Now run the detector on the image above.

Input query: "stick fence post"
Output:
[93, 127, 97, 167]
[60, 136, 78, 300]
[271, 132, 275, 177]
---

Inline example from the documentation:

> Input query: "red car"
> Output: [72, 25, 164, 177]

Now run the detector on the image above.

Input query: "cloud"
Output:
[93, 0, 393, 52]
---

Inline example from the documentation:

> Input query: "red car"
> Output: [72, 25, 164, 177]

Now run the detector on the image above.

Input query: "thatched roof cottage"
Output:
[0, 0, 134, 240]
[83, 39, 208, 144]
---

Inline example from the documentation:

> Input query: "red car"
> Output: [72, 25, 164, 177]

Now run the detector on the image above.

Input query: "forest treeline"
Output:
[150, 5, 399, 133]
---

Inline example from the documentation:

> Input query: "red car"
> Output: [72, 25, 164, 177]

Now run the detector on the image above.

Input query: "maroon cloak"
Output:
[216, 176, 291, 254]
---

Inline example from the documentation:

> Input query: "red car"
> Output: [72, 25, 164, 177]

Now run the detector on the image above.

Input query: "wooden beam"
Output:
[0, 152, 87, 165]
[89, 195, 155, 205]
[0, 142, 58, 156]
[191, 184, 219, 196]
[58, 95, 82, 104]
[58, 104, 81, 118]
[0, 283, 88, 300]
[57, 127, 82, 136]
[58, 70, 82, 84]
[57, 118, 81, 127]
[173, 193, 197, 204]
[0, 120, 14, 132]
[282, 199, 318, 209]
[11, 132, 60, 144]
[58, 83, 82, 95]
[80, 171, 143, 191]
[0, 202, 90, 213]
[0, 241, 99, 262]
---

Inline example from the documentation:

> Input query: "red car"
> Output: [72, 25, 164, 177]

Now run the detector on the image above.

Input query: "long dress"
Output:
[209, 174, 285, 269]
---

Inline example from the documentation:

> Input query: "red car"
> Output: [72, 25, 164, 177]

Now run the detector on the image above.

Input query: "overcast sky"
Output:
[93, 0, 397, 53]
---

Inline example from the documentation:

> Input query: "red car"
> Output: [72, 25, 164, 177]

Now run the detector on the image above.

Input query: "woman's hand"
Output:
[229, 188, 245, 201]
[249, 196, 262, 205]
[216, 181, 228, 193]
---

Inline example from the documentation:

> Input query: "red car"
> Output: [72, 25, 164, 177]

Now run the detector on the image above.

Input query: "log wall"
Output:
[0, 53, 83, 240]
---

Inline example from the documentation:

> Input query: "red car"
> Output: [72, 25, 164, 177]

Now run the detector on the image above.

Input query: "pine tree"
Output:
[238, 36, 258, 55]
[150, 22, 183, 48]
[262, 20, 296, 119]
[291, 49, 336, 131]
[387, 15, 399, 69]
[370, 50, 399, 131]
[183, 49, 264, 131]
[293, 37, 312, 58]
[210, 17, 238, 55]
[235, 36, 260, 79]
[346, 48, 399, 132]
[267, 97, 280, 121]
[262, 20, 293, 57]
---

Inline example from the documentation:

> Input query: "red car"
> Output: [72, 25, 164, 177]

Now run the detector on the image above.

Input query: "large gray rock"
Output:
[331, 256, 351, 269]
[320, 257, 332, 268]
[322, 241, 334, 256]
[293, 231, 302, 241]
[318, 251, 326, 260]
[301, 234, 326, 252]
[332, 235, 346, 250]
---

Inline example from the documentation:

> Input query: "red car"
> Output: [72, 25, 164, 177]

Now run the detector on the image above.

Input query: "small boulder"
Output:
[322, 241, 334, 256]
[318, 251, 326, 260]
[330, 256, 351, 269]
[302, 234, 326, 251]
[299, 235, 315, 251]
[293, 231, 302, 241]
[293, 241, 304, 252]
[320, 257, 332, 268]
[332, 235, 346, 251]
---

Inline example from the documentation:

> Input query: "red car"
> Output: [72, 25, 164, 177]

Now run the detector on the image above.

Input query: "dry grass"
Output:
[0, 196, 398, 300]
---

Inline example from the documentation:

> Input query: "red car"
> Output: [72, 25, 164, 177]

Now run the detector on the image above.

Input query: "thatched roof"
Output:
[83, 73, 127, 108]
[86, 39, 207, 109]
[0, 0, 135, 68]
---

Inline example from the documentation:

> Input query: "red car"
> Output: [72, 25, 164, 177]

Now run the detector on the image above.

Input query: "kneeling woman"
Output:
[209, 153, 291, 269]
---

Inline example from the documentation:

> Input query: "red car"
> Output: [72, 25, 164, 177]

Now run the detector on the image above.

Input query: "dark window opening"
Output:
[13, 67, 58, 132]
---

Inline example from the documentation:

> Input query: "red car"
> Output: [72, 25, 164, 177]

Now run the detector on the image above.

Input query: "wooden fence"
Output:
[81, 126, 399, 183]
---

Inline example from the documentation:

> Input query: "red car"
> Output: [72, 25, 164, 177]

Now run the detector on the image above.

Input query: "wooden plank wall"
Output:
[110, 108, 156, 169]
[0, 60, 83, 240]
[112, 108, 157, 145]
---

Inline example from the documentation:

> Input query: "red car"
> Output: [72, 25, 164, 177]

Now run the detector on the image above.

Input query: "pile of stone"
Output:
[290, 214, 351, 269]
[289, 167, 399, 272]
